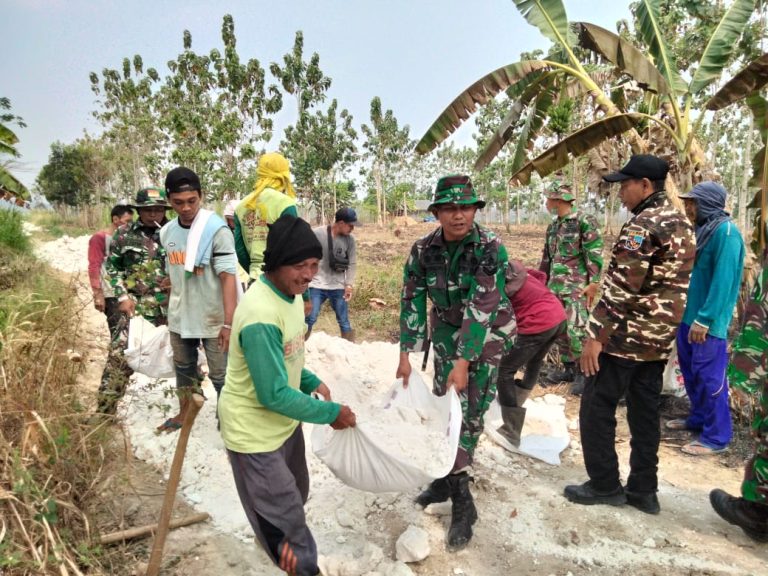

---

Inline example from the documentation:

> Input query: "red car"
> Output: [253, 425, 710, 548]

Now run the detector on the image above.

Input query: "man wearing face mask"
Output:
[539, 177, 604, 394]
[669, 181, 745, 455]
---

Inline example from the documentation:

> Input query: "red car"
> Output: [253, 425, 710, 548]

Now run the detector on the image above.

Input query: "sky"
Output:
[3, 0, 632, 188]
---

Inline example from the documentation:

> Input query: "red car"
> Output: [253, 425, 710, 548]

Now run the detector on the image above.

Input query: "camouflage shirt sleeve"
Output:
[456, 240, 506, 361]
[105, 227, 128, 299]
[399, 241, 429, 353]
[538, 222, 553, 279]
[581, 214, 604, 283]
[728, 252, 768, 395]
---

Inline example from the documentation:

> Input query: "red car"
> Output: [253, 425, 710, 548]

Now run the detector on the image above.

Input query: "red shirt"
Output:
[509, 268, 567, 335]
[88, 230, 110, 293]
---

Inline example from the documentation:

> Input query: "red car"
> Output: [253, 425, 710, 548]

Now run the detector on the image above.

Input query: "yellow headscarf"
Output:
[243, 152, 296, 210]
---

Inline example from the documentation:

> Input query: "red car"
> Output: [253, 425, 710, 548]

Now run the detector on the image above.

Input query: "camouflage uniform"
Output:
[728, 248, 768, 505]
[539, 184, 603, 364]
[98, 188, 170, 414]
[586, 192, 695, 361]
[400, 181, 516, 470]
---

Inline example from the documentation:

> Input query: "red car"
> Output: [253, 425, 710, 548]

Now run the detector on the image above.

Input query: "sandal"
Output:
[665, 418, 690, 431]
[681, 440, 727, 456]
[156, 418, 183, 434]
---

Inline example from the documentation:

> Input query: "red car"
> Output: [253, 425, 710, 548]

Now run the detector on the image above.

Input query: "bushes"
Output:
[0, 209, 31, 253]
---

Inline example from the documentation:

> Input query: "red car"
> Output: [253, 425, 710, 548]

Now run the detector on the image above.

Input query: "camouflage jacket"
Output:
[400, 223, 516, 362]
[539, 209, 604, 296]
[728, 248, 768, 395]
[586, 192, 695, 361]
[105, 221, 168, 323]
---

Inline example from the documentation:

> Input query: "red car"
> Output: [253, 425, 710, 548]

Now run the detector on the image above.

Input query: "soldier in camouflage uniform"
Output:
[539, 177, 603, 394]
[396, 175, 516, 551]
[710, 245, 768, 541]
[564, 155, 695, 515]
[97, 187, 171, 414]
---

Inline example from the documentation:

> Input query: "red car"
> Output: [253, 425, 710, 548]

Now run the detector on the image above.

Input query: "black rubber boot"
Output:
[569, 371, 586, 396]
[546, 362, 575, 384]
[415, 476, 451, 507]
[447, 472, 478, 550]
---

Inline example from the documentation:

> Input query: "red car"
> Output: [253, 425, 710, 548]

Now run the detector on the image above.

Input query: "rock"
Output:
[395, 525, 431, 563]
[424, 501, 452, 516]
[336, 507, 354, 528]
[642, 537, 656, 548]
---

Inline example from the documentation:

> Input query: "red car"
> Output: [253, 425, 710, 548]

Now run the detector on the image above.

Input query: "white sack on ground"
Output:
[485, 394, 569, 465]
[312, 372, 461, 493]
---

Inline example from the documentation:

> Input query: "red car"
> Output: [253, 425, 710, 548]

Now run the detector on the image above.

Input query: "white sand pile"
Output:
[35, 234, 91, 273]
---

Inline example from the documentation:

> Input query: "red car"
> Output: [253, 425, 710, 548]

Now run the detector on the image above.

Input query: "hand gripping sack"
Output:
[312, 371, 462, 493]
[124, 316, 176, 379]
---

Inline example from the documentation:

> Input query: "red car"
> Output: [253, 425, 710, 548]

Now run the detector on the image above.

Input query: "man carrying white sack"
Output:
[219, 214, 356, 576]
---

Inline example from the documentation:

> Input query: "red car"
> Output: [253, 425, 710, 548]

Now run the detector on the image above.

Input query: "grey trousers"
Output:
[227, 425, 319, 576]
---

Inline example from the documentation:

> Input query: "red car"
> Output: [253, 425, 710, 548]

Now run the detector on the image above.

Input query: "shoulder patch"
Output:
[624, 232, 646, 251]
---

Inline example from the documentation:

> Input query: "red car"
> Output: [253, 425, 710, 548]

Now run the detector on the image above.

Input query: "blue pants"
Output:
[305, 288, 351, 333]
[676, 323, 732, 448]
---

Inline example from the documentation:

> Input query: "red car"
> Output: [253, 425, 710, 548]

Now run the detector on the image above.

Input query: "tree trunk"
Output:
[740, 115, 755, 234]
[505, 182, 511, 233]
[374, 165, 383, 226]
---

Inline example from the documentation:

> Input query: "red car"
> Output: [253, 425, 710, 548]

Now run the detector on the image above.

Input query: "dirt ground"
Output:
[67, 222, 768, 576]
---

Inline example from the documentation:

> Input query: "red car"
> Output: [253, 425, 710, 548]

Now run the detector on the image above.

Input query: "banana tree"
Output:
[415, 0, 758, 195]
[0, 122, 28, 198]
[706, 53, 768, 251]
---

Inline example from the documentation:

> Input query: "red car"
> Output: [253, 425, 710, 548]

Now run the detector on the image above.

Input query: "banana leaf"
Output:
[510, 89, 556, 173]
[689, 0, 757, 95]
[415, 60, 551, 155]
[512, 0, 576, 47]
[634, 0, 688, 96]
[705, 53, 768, 111]
[474, 73, 557, 170]
[508, 113, 646, 185]
[0, 168, 29, 197]
[0, 123, 20, 156]
[576, 22, 670, 95]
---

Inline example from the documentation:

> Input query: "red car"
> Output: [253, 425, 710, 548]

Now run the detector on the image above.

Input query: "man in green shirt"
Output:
[220, 214, 356, 575]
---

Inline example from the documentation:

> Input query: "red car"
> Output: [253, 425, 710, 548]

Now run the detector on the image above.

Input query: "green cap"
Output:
[132, 187, 170, 209]
[545, 176, 575, 202]
[428, 175, 486, 211]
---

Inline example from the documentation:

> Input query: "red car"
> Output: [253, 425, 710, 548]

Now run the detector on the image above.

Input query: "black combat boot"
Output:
[447, 472, 478, 550]
[415, 476, 451, 507]
[710, 489, 768, 542]
[546, 362, 575, 384]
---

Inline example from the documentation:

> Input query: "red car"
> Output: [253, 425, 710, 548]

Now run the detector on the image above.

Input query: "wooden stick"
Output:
[100, 512, 210, 545]
[145, 392, 205, 576]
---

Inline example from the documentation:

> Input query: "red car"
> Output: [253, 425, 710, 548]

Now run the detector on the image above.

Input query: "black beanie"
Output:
[263, 215, 323, 272]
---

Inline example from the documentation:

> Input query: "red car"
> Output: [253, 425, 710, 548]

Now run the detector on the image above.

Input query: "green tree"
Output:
[361, 97, 413, 225]
[273, 32, 357, 220]
[36, 141, 95, 206]
[0, 97, 29, 198]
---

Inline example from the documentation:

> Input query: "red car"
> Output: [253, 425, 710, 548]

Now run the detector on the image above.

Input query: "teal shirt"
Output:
[682, 221, 745, 339]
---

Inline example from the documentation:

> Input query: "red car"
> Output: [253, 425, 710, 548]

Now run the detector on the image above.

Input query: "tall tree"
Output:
[273, 32, 356, 220]
[361, 97, 412, 225]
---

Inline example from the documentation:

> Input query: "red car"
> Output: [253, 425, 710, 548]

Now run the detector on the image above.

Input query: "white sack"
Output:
[312, 371, 461, 493]
[124, 316, 175, 379]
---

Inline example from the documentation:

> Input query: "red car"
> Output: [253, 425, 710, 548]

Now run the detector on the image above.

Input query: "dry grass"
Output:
[0, 254, 117, 574]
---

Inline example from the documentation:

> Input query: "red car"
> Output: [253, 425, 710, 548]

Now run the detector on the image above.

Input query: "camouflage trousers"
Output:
[431, 320, 507, 472]
[553, 294, 588, 364]
[96, 299, 133, 415]
[742, 392, 768, 504]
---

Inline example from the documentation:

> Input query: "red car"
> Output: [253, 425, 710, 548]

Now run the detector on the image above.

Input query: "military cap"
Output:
[132, 187, 170, 209]
[428, 175, 486, 211]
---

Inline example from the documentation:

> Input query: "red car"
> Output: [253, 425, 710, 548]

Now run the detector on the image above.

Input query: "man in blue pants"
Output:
[667, 181, 745, 455]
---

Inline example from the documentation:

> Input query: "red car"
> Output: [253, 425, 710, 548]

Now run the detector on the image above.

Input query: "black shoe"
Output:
[564, 481, 626, 506]
[625, 490, 660, 515]
[415, 476, 451, 507]
[446, 472, 478, 550]
[710, 489, 768, 542]
[569, 373, 585, 396]
[546, 363, 575, 384]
